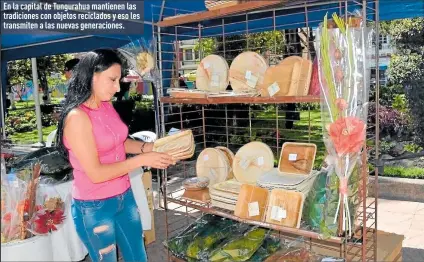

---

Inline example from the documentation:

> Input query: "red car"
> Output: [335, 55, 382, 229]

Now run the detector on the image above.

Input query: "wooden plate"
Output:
[196, 148, 230, 187]
[234, 184, 269, 222]
[232, 141, 274, 184]
[264, 188, 304, 228]
[196, 55, 229, 92]
[215, 146, 235, 179]
[229, 51, 268, 94]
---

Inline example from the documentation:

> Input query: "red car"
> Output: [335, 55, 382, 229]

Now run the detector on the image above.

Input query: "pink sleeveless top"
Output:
[64, 102, 130, 200]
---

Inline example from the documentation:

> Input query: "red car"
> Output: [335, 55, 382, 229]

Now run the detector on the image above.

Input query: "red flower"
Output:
[33, 209, 66, 234]
[2, 212, 12, 222]
[329, 116, 366, 155]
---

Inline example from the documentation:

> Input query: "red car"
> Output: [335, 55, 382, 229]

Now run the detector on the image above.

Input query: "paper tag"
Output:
[239, 158, 250, 170]
[210, 73, 220, 87]
[245, 70, 252, 80]
[248, 201, 260, 217]
[289, 153, 297, 161]
[257, 156, 264, 166]
[270, 206, 287, 221]
[246, 75, 258, 88]
[168, 128, 181, 136]
[267, 82, 280, 97]
[204, 154, 209, 161]
[203, 62, 210, 69]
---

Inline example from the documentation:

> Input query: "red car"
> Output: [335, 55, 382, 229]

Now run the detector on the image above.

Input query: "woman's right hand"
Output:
[140, 152, 175, 169]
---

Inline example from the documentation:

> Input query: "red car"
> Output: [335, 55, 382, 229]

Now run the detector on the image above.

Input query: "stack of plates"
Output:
[196, 148, 231, 187]
[257, 168, 320, 196]
[153, 130, 195, 161]
[209, 179, 241, 211]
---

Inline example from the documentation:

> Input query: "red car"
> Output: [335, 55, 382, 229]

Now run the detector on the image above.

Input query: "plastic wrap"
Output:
[302, 167, 359, 238]
[118, 38, 158, 83]
[26, 177, 68, 235]
[316, 12, 373, 235]
[164, 214, 220, 259]
[264, 237, 345, 262]
[1, 163, 41, 243]
[249, 235, 281, 262]
[208, 227, 268, 262]
[186, 217, 239, 260]
[10, 148, 72, 182]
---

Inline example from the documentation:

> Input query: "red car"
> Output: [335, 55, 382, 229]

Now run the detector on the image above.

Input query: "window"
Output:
[379, 35, 388, 44]
[185, 49, 193, 61]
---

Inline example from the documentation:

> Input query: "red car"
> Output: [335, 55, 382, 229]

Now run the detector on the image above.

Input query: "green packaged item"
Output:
[208, 227, 268, 262]
[249, 235, 281, 261]
[164, 214, 218, 259]
[186, 218, 238, 260]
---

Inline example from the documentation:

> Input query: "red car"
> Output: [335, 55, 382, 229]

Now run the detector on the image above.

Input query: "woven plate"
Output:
[232, 141, 274, 184]
[153, 130, 194, 160]
[196, 148, 230, 187]
[229, 51, 268, 94]
[196, 55, 229, 92]
[215, 146, 235, 179]
[136, 52, 155, 75]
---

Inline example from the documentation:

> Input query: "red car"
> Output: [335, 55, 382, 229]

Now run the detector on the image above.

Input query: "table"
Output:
[1, 181, 88, 261]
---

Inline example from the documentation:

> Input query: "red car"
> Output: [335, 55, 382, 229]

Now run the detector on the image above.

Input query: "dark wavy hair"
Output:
[56, 49, 123, 158]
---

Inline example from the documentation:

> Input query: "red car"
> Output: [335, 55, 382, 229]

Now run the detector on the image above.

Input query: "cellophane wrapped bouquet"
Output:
[316, 13, 373, 236]
[1, 161, 67, 243]
[1, 162, 41, 243]
[118, 38, 158, 83]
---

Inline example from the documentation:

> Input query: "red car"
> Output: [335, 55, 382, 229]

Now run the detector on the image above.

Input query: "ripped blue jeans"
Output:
[71, 188, 147, 262]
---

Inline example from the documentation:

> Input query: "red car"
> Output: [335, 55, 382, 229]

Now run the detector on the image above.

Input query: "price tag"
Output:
[270, 206, 287, 221]
[240, 158, 250, 170]
[248, 201, 260, 217]
[257, 156, 264, 166]
[245, 70, 252, 80]
[289, 153, 297, 161]
[203, 62, 210, 69]
[210, 73, 220, 87]
[204, 154, 209, 161]
[267, 82, 280, 97]
[247, 75, 258, 88]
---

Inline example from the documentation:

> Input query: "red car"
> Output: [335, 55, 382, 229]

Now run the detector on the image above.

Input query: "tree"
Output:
[7, 54, 72, 104]
[382, 18, 424, 145]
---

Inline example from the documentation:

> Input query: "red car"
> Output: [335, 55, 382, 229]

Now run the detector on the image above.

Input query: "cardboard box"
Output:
[142, 171, 156, 245]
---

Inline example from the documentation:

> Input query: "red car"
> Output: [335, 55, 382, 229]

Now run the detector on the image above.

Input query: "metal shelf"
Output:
[160, 95, 320, 105]
[166, 191, 344, 244]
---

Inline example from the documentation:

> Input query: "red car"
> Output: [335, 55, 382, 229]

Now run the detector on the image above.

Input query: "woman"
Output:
[56, 49, 174, 262]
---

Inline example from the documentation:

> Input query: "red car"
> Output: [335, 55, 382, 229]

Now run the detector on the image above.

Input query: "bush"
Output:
[383, 166, 424, 179]
[368, 103, 411, 139]
[5, 110, 57, 134]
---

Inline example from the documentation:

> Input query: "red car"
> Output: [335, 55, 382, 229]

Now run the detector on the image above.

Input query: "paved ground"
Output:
[376, 199, 424, 262]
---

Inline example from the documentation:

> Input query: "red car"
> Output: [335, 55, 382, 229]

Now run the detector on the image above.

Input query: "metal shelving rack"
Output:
[152, 1, 380, 261]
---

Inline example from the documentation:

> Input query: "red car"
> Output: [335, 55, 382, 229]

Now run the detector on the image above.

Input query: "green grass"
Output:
[13, 98, 61, 109]
[382, 166, 424, 179]
[8, 125, 57, 144]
